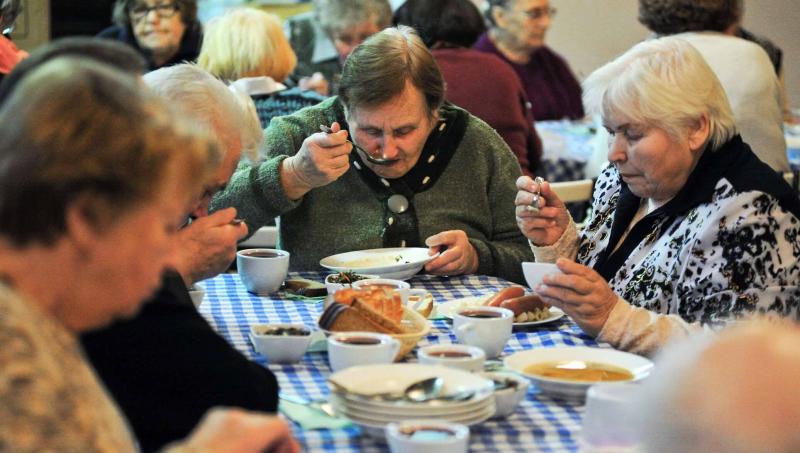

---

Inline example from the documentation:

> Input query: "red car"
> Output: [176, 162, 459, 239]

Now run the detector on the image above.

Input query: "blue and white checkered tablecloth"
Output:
[199, 272, 598, 452]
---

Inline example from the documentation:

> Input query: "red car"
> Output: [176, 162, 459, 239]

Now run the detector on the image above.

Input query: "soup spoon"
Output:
[319, 124, 396, 166]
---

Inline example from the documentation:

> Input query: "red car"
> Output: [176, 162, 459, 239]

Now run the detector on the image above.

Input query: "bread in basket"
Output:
[318, 287, 430, 360]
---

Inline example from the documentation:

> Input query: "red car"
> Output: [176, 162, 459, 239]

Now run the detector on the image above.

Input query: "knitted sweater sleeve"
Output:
[210, 98, 340, 232]
[464, 119, 536, 283]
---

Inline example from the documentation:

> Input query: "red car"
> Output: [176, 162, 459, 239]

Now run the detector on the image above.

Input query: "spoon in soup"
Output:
[319, 124, 396, 166]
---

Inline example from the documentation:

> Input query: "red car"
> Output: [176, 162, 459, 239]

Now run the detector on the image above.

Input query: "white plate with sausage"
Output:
[438, 288, 565, 327]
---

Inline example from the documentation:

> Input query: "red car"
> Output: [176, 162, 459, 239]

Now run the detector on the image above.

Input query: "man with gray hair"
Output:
[634, 320, 800, 452]
[81, 63, 280, 452]
[143, 63, 261, 285]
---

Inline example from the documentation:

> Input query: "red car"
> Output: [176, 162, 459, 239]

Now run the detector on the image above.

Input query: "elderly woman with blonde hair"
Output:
[515, 36, 800, 356]
[199, 7, 323, 129]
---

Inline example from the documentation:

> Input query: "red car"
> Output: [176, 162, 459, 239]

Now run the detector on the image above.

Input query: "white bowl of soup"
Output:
[503, 347, 654, 400]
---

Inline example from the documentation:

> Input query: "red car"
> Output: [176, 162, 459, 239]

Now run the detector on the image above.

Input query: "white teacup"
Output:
[453, 306, 514, 358]
[327, 332, 401, 372]
[386, 420, 469, 453]
[417, 344, 486, 372]
[237, 248, 290, 295]
[522, 262, 562, 292]
[352, 278, 431, 306]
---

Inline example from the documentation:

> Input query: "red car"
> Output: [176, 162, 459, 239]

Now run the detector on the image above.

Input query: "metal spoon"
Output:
[403, 376, 444, 403]
[328, 376, 444, 402]
[319, 124, 396, 166]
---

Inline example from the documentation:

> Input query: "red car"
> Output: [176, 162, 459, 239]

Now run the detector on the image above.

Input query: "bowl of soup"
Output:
[503, 346, 654, 400]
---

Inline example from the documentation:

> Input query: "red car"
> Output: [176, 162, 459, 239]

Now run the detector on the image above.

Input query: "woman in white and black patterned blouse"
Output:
[515, 36, 800, 356]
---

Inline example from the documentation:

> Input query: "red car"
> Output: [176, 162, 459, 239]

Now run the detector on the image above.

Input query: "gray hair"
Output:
[338, 26, 444, 117]
[638, 0, 742, 34]
[143, 63, 263, 162]
[0, 57, 216, 245]
[0, 0, 22, 31]
[582, 36, 736, 151]
[313, 0, 391, 37]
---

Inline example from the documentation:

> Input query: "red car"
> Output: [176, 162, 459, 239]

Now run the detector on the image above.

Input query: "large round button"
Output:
[387, 194, 409, 214]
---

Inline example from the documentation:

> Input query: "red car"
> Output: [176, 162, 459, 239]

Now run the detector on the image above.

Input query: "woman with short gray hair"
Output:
[515, 36, 800, 356]
[213, 26, 535, 283]
[285, 0, 391, 96]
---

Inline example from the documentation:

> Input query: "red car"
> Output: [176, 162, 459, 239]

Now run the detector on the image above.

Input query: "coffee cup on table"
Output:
[236, 248, 290, 295]
[352, 278, 431, 306]
[453, 306, 513, 358]
[327, 331, 401, 372]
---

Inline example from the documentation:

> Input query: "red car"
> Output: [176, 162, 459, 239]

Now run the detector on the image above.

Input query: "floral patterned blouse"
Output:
[534, 136, 800, 355]
[0, 281, 137, 452]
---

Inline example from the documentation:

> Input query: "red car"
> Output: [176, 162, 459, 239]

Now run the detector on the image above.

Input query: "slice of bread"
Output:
[319, 288, 405, 334]
[333, 288, 403, 324]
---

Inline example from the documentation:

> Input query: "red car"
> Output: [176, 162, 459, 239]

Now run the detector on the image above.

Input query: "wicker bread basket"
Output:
[391, 306, 431, 360]
[320, 306, 430, 361]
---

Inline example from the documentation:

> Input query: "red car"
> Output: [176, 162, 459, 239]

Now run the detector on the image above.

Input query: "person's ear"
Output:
[688, 113, 710, 152]
[64, 195, 103, 259]
[491, 5, 507, 28]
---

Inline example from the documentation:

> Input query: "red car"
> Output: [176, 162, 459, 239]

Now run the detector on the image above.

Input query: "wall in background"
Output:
[10, 0, 49, 50]
[547, 0, 799, 108]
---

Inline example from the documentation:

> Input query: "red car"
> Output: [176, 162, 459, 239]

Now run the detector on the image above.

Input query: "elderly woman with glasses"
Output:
[474, 0, 583, 121]
[515, 37, 800, 356]
[98, 0, 202, 70]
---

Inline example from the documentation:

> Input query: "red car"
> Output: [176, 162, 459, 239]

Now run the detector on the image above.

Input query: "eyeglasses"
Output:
[130, 3, 179, 21]
[515, 5, 556, 20]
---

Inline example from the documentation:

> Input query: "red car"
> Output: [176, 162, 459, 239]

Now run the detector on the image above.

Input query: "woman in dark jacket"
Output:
[98, 0, 201, 70]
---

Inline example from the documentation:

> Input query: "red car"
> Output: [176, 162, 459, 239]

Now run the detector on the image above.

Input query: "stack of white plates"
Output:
[328, 364, 495, 436]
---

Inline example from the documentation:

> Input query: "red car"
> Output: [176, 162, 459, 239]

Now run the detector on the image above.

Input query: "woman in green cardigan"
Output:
[213, 26, 534, 284]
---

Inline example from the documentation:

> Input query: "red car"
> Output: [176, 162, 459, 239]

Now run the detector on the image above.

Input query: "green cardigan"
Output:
[212, 97, 533, 283]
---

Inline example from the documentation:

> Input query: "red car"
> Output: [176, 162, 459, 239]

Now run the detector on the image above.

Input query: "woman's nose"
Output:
[378, 135, 400, 159]
[145, 9, 161, 23]
[607, 134, 627, 163]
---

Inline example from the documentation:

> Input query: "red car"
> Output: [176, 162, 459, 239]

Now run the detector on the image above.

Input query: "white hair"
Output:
[582, 36, 736, 151]
[143, 63, 263, 162]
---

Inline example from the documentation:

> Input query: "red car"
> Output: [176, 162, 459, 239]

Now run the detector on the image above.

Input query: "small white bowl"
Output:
[324, 272, 380, 295]
[521, 262, 562, 291]
[417, 344, 486, 372]
[386, 420, 469, 453]
[480, 371, 529, 418]
[249, 323, 312, 364]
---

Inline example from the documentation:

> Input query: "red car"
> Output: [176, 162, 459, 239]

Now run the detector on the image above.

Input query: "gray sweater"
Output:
[212, 97, 533, 283]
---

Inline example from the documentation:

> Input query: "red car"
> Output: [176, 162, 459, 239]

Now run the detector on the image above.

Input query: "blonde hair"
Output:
[0, 57, 217, 245]
[198, 7, 296, 83]
[583, 36, 737, 151]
